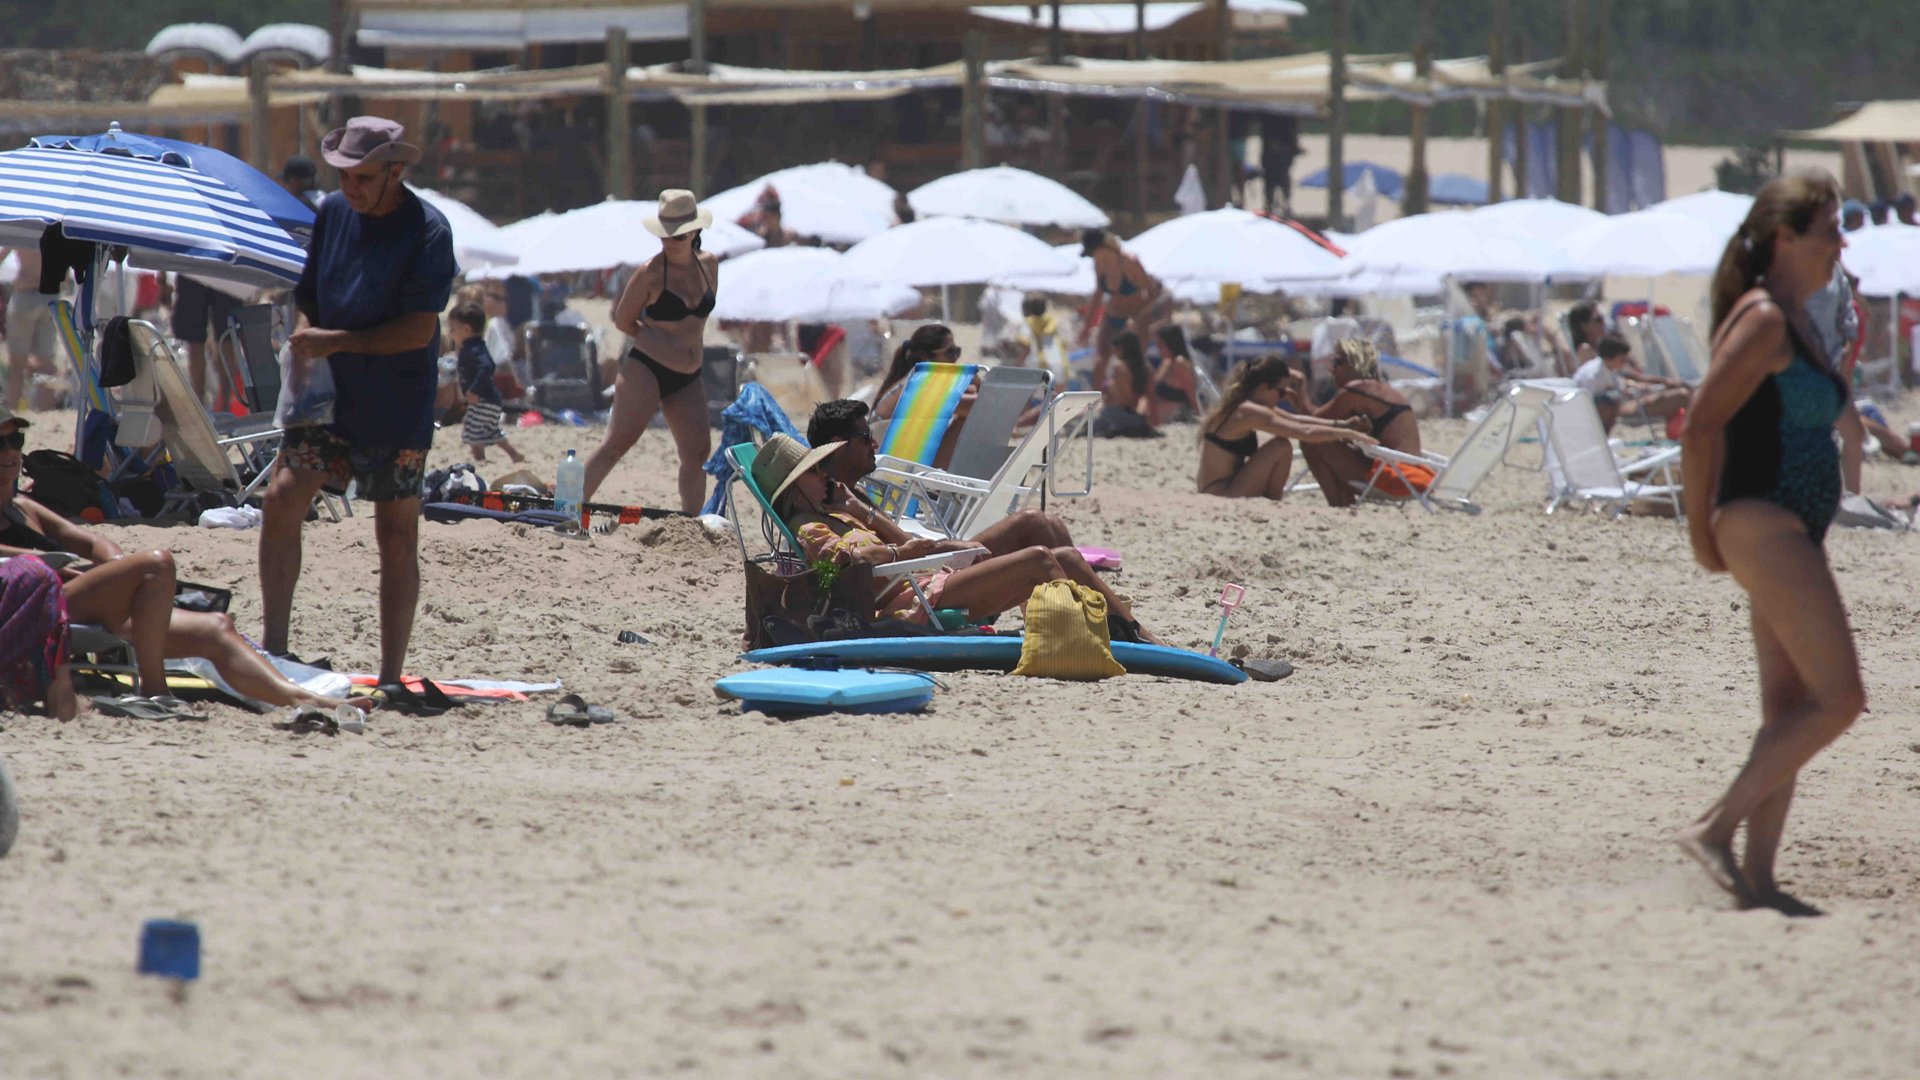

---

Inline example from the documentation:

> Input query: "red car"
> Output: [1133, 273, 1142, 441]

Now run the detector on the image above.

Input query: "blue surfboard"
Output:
[740, 637, 1247, 685]
[715, 667, 937, 715]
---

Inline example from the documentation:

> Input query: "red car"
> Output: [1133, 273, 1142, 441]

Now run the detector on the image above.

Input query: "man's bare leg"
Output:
[373, 497, 422, 684]
[259, 461, 330, 655]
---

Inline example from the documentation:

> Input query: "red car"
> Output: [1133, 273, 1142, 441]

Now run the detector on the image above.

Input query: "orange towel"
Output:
[1367, 461, 1435, 498]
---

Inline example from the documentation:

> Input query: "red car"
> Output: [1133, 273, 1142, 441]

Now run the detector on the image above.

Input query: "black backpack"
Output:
[97, 316, 135, 388]
[23, 449, 113, 519]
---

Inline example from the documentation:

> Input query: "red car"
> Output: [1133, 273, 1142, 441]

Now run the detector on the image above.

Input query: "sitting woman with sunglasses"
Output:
[753, 434, 1160, 644]
[1195, 355, 1376, 500]
[871, 323, 979, 470]
[0, 410, 370, 713]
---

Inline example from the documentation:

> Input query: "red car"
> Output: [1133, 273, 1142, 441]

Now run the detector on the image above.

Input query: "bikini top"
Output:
[1344, 385, 1413, 439]
[1105, 273, 1139, 297]
[643, 259, 715, 322]
[1205, 428, 1258, 461]
[0, 502, 62, 553]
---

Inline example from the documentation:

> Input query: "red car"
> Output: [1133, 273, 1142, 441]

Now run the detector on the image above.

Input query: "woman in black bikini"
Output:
[1146, 324, 1201, 427]
[1195, 354, 1374, 500]
[582, 189, 720, 510]
[1293, 339, 1421, 507]
[1676, 171, 1861, 917]
[1092, 331, 1161, 439]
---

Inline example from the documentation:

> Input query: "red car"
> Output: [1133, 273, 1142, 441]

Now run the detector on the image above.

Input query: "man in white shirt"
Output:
[1573, 331, 1689, 432]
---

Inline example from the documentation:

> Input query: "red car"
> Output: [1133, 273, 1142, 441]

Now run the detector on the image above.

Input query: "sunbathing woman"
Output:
[872, 323, 978, 469]
[1146, 324, 1202, 427]
[1081, 229, 1164, 391]
[1195, 355, 1375, 500]
[1676, 171, 1862, 917]
[0, 412, 369, 712]
[754, 435, 1159, 644]
[1294, 339, 1423, 507]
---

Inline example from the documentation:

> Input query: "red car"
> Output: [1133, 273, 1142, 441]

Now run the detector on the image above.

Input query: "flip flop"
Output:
[1232, 658, 1294, 682]
[276, 703, 368, 736]
[89, 695, 199, 721]
[374, 679, 460, 717]
[546, 693, 617, 726]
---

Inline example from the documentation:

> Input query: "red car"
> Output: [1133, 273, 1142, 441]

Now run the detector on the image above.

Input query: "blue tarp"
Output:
[700, 382, 804, 516]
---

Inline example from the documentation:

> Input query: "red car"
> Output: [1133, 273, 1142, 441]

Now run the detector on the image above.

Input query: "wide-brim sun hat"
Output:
[646, 189, 714, 238]
[320, 116, 422, 169]
[751, 434, 846, 504]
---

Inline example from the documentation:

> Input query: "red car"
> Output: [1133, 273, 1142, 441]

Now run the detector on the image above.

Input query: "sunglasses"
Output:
[849, 428, 876, 444]
[941, 345, 963, 360]
[0, 431, 24, 451]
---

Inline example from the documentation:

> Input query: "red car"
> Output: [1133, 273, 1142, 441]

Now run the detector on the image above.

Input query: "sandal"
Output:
[375, 679, 459, 717]
[546, 693, 617, 726]
[89, 695, 199, 721]
[1232, 657, 1294, 682]
[276, 703, 368, 736]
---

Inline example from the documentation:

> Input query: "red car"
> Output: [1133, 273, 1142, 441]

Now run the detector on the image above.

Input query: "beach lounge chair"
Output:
[722, 443, 980, 622]
[1538, 388, 1683, 520]
[873, 364, 1051, 524]
[1357, 382, 1556, 514]
[871, 361, 983, 466]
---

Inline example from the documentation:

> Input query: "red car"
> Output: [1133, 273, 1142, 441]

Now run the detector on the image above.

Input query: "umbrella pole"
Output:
[1892, 291, 1902, 398]
[941, 283, 950, 322]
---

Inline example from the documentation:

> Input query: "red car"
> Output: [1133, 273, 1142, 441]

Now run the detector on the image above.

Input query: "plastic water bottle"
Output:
[554, 449, 585, 525]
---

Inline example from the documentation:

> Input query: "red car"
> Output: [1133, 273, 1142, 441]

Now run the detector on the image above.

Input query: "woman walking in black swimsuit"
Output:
[1676, 171, 1862, 917]
[1294, 339, 1422, 507]
[582, 190, 720, 510]
[1195, 355, 1374, 500]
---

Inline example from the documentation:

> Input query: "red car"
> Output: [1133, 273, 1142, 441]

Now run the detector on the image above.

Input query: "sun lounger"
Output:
[872, 361, 982, 466]
[1357, 382, 1556, 514]
[1537, 387, 1682, 520]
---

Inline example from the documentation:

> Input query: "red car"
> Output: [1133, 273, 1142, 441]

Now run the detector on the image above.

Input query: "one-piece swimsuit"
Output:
[1716, 306, 1846, 544]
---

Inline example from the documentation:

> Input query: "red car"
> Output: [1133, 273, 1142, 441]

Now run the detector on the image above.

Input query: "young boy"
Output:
[1572, 331, 1691, 433]
[448, 303, 525, 465]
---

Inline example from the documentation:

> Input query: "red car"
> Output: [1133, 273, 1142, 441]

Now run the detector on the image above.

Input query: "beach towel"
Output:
[700, 383, 804, 515]
[1367, 461, 1435, 498]
[0, 556, 70, 710]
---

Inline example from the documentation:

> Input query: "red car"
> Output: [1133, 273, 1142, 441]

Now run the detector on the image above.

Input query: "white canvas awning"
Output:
[1786, 101, 1920, 143]
[358, 7, 689, 50]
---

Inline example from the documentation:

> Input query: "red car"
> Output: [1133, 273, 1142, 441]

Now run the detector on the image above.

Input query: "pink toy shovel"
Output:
[1208, 583, 1246, 658]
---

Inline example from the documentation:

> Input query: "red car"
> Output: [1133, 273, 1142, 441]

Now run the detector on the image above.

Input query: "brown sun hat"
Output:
[645, 189, 713, 238]
[320, 116, 422, 169]
[751, 434, 846, 505]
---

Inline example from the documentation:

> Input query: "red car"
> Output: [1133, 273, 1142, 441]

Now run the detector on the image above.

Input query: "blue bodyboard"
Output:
[716, 667, 937, 715]
[740, 637, 1247, 685]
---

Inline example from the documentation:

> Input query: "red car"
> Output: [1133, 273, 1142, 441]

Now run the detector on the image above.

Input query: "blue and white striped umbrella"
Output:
[0, 144, 307, 288]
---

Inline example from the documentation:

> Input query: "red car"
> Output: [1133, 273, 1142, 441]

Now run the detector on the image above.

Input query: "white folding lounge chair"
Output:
[1357, 382, 1556, 514]
[1538, 388, 1683, 520]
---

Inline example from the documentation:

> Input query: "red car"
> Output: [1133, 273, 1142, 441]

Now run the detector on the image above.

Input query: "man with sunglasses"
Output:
[259, 117, 456, 699]
[806, 399, 1090, 558]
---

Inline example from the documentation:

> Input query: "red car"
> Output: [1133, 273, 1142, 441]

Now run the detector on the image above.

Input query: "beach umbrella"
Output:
[1348, 211, 1565, 283]
[1429, 173, 1490, 206]
[0, 133, 308, 288]
[1844, 222, 1920, 297]
[1555, 210, 1728, 278]
[1649, 189, 1754, 240]
[709, 246, 920, 322]
[990, 242, 1095, 295]
[907, 166, 1109, 229]
[29, 128, 314, 245]
[498, 199, 764, 277]
[1288, 267, 1446, 298]
[409, 185, 517, 271]
[1462, 198, 1605, 280]
[1127, 208, 1348, 283]
[704, 162, 897, 245]
[1300, 162, 1404, 201]
[838, 216, 1076, 287]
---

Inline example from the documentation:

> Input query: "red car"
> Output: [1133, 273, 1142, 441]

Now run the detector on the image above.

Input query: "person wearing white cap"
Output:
[580, 189, 720, 511]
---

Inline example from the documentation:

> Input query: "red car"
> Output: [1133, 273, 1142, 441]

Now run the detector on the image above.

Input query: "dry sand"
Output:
[4, 391, 1920, 1078]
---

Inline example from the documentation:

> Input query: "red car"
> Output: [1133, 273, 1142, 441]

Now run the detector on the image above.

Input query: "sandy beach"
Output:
[5, 393, 1920, 1078]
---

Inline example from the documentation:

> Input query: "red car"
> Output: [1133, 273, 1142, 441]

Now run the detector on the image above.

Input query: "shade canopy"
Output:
[702, 162, 898, 246]
[1555, 210, 1729, 277]
[1345, 211, 1559, 283]
[1649, 189, 1754, 239]
[1843, 223, 1920, 297]
[838, 216, 1076, 287]
[0, 141, 307, 288]
[1429, 173, 1489, 206]
[408, 185, 517, 271]
[907, 165, 1109, 229]
[1785, 100, 1920, 143]
[990, 242, 1095, 294]
[497, 199, 763, 277]
[1127, 208, 1348, 283]
[29, 129, 314, 244]
[709, 246, 921, 322]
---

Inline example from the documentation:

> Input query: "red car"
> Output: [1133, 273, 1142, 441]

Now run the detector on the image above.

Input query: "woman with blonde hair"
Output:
[1195, 354, 1374, 500]
[1288, 339, 1424, 506]
[1676, 170, 1861, 917]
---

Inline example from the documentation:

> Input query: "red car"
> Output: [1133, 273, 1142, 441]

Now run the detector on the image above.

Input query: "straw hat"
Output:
[751, 434, 846, 505]
[645, 189, 713, 238]
[320, 116, 421, 169]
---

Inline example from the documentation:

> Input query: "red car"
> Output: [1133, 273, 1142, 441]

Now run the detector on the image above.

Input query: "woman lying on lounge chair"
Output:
[1290, 339, 1425, 507]
[753, 435, 1160, 644]
[1196, 354, 1375, 501]
[0, 414, 368, 713]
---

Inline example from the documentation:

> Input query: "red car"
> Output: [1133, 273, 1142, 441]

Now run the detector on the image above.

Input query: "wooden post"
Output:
[1587, 0, 1609, 211]
[605, 26, 632, 201]
[687, 0, 707, 197]
[1132, 5, 1149, 225]
[962, 31, 986, 170]
[1049, 1, 1063, 65]
[1403, 0, 1434, 215]
[1214, 0, 1232, 206]
[1556, 0, 1583, 205]
[247, 58, 271, 174]
[1327, 0, 1347, 226]
[1487, 0, 1507, 204]
[1134, 0, 1147, 65]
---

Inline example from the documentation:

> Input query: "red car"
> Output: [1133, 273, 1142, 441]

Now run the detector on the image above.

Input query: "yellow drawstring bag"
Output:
[1010, 581, 1127, 680]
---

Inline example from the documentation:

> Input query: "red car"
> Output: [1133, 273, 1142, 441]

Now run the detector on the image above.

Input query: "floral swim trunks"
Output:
[279, 427, 427, 502]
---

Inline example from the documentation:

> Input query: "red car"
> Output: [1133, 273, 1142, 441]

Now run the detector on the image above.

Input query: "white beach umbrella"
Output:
[1843, 222, 1920, 297]
[907, 166, 1109, 229]
[409, 185, 517, 271]
[1555, 210, 1728, 278]
[1463, 198, 1606, 279]
[1126, 208, 1348, 283]
[709, 246, 920, 322]
[990, 242, 1096, 294]
[704, 163, 897, 245]
[1649, 189, 1755, 240]
[838, 216, 1076, 287]
[1346, 211, 1555, 283]
[1288, 267, 1447, 298]
[498, 199, 764, 277]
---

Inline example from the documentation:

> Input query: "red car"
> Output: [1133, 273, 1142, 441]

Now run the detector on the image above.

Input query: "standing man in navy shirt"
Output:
[260, 117, 456, 696]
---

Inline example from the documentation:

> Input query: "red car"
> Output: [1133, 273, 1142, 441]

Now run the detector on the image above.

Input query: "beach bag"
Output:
[1010, 580, 1126, 681]
[97, 316, 136, 388]
[274, 343, 336, 428]
[741, 556, 875, 650]
[22, 450, 113, 519]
